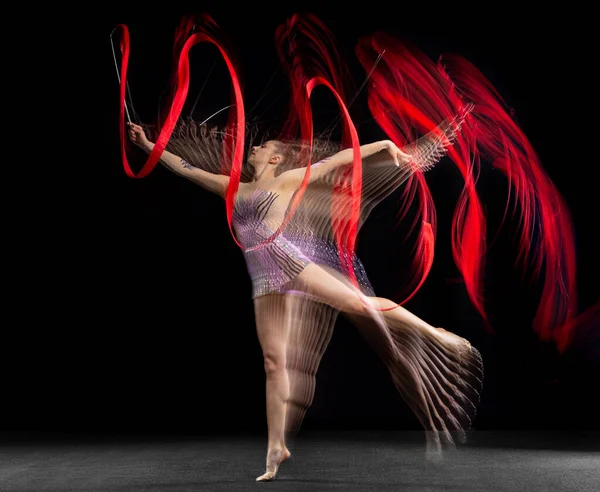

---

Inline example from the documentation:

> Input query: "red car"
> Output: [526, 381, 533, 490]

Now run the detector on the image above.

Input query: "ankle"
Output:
[267, 441, 285, 453]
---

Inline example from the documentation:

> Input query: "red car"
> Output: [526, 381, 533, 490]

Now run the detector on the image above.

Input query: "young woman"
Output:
[127, 120, 483, 481]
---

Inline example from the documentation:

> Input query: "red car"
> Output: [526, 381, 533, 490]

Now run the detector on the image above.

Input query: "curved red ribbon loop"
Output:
[115, 17, 581, 350]
[115, 22, 246, 248]
[242, 77, 362, 290]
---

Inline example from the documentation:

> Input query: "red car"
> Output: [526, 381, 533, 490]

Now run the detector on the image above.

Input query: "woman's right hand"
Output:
[127, 122, 151, 151]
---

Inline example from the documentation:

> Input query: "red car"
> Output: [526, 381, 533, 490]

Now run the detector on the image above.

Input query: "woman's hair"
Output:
[141, 117, 340, 181]
[142, 118, 257, 182]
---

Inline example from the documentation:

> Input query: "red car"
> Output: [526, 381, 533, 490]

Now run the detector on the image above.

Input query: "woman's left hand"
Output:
[382, 140, 412, 167]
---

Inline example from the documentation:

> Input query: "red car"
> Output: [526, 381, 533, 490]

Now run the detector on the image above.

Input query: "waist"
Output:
[234, 221, 288, 252]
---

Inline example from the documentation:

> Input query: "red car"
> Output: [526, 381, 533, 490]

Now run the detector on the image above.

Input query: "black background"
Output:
[13, 3, 598, 439]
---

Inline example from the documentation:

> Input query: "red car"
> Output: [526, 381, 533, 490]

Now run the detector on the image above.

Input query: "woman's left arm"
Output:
[281, 140, 411, 187]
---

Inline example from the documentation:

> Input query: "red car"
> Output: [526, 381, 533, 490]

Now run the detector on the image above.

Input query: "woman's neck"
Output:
[253, 167, 276, 183]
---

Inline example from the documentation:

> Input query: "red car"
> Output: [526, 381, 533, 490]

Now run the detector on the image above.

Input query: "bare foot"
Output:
[425, 431, 445, 463]
[425, 446, 444, 463]
[434, 327, 471, 355]
[255, 447, 291, 482]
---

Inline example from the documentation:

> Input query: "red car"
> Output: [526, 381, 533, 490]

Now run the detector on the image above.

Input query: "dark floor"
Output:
[1, 431, 598, 491]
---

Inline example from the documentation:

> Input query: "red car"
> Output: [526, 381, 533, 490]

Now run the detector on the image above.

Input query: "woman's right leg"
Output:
[253, 293, 292, 481]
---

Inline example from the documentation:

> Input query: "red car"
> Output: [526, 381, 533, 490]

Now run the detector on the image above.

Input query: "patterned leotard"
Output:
[233, 188, 311, 298]
[233, 187, 374, 299]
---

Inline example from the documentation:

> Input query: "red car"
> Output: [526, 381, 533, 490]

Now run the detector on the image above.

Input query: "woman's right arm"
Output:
[128, 122, 229, 198]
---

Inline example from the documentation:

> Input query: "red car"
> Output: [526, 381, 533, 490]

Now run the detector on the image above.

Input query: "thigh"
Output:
[294, 264, 397, 359]
[294, 263, 366, 313]
[253, 294, 293, 356]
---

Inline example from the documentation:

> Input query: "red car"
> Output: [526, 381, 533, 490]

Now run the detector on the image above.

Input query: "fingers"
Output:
[386, 148, 399, 166]
[385, 141, 411, 166]
[127, 122, 141, 141]
[394, 150, 412, 166]
[394, 145, 412, 164]
[387, 143, 402, 166]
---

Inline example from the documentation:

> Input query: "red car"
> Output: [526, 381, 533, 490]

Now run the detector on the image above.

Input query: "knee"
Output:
[263, 351, 286, 376]
[342, 295, 369, 317]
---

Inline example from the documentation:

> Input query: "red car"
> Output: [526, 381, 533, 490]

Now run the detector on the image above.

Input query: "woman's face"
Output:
[247, 141, 281, 173]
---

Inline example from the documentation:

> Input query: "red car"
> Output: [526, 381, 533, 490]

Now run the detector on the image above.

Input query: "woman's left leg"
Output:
[293, 263, 483, 456]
